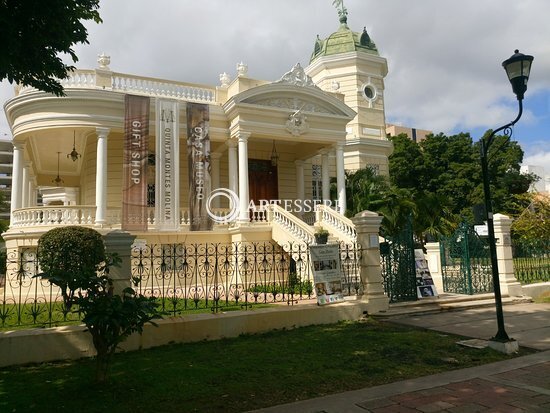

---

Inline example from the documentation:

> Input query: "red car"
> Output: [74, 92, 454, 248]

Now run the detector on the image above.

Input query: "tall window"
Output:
[312, 164, 322, 201]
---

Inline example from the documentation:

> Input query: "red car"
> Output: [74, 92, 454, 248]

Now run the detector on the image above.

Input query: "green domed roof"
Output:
[310, 18, 378, 63]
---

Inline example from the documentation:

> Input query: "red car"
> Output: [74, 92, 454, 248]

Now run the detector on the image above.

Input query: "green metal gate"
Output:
[380, 220, 417, 303]
[440, 222, 493, 295]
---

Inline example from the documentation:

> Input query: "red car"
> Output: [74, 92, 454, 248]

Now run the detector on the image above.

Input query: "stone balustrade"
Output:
[15, 69, 217, 104]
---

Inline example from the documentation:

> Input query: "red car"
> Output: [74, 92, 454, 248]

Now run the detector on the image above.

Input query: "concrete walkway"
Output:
[250, 301, 550, 413]
[386, 302, 550, 351]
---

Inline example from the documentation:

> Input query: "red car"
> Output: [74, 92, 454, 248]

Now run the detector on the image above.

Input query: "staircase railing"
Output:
[316, 204, 356, 244]
[269, 204, 315, 245]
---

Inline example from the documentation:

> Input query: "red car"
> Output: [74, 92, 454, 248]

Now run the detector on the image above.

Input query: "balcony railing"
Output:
[15, 69, 217, 104]
[10, 205, 268, 229]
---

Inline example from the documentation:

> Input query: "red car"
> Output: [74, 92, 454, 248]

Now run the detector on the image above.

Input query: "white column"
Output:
[227, 139, 238, 196]
[295, 160, 305, 201]
[21, 163, 30, 208]
[95, 127, 110, 226]
[335, 143, 346, 215]
[211, 152, 222, 208]
[321, 151, 330, 203]
[29, 179, 37, 207]
[237, 132, 250, 223]
[10, 142, 25, 213]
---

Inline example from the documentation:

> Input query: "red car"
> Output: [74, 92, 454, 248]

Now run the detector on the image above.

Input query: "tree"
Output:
[511, 193, 550, 242]
[419, 132, 480, 217]
[345, 167, 415, 237]
[345, 167, 389, 217]
[388, 134, 424, 190]
[0, 0, 102, 96]
[37, 226, 159, 383]
[78, 274, 159, 383]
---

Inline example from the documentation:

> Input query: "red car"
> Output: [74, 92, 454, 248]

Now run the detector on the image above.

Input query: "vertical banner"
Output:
[310, 244, 345, 305]
[155, 99, 180, 231]
[122, 94, 150, 231]
[187, 102, 212, 231]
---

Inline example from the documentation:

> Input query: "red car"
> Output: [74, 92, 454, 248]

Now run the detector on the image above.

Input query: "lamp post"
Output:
[481, 50, 533, 345]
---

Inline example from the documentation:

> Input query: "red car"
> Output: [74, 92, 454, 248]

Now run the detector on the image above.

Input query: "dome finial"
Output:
[332, 0, 348, 25]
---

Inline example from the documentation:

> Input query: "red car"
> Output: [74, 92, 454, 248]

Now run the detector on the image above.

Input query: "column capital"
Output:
[96, 126, 110, 138]
[234, 131, 251, 142]
[226, 138, 238, 148]
[352, 211, 383, 233]
[334, 141, 346, 150]
[13, 141, 26, 150]
[294, 159, 305, 167]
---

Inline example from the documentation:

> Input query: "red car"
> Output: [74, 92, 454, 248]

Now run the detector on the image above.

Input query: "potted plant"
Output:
[314, 228, 329, 244]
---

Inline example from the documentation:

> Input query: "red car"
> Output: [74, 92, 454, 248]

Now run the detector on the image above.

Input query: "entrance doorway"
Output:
[248, 159, 278, 204]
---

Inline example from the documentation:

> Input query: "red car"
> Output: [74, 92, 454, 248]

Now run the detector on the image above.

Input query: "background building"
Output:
[386, 124, 432, 143]
[520, 164, 549, 193]
[0, 139, 13, 221]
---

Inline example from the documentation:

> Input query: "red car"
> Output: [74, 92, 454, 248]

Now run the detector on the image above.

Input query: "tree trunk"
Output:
[95, 352, 110, 384]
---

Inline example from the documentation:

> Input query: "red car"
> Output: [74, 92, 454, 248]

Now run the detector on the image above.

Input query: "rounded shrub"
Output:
[38, 226, 106, 302]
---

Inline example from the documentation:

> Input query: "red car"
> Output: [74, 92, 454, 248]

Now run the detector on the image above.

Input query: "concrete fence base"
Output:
[0, 301, 368, 368]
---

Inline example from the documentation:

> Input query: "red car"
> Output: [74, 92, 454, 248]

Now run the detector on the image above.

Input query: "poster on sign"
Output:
[310, 244, 345, 306]
[414, 249, 438, 298]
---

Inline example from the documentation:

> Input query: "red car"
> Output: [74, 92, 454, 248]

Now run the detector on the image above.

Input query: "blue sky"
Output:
[2, 0, 549, 174]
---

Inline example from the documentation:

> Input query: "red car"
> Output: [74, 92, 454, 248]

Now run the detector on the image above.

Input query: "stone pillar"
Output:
[102, 230, 136, 295]
[351, 210, 389, 314]
[335, 143, 346, 214]
[494, 214, 523, 297]
[237, 132, 250, 223]
[10, 141, 25, 212]
[295, 160, 305, 202]
[425, 242, 444, 293]
[321, 152, 330, 203]
[227, 139, 238, 196]
[211, 152, 222, 208]
[95, 127, 110, 226]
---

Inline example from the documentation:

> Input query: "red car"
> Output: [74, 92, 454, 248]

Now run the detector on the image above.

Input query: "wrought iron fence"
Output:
[131, 241, 361, 315]
[440, 222, 493, 295]
[0, 248, 82, 328]
[0, 242, 361, 329]
[379, 219, 417, 303]
[512, 238, 550, 284]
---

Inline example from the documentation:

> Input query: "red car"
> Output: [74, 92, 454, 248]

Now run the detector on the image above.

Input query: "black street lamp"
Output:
[480, 50, 533, 344]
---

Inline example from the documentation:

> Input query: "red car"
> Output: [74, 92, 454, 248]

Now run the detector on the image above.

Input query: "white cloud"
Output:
[523, 150, 550, 176]
[2, 0, 550, 156]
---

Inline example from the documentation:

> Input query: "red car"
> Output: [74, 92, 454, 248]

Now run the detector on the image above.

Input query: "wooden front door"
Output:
[248, 159, 278, 204]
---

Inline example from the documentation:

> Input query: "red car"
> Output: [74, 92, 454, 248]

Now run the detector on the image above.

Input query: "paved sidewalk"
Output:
[385, 303, 550, 351]
[251, 350, 550, 412]
[250, 302, 550, 413]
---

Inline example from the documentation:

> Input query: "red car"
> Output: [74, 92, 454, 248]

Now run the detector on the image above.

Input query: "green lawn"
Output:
[0, 318, 532, 413]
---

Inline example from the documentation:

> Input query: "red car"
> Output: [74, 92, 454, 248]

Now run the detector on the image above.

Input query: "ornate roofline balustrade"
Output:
[15, 69, 217, 104]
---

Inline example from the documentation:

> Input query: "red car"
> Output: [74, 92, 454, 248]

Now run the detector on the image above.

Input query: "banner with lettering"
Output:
[310, 244, 345, 306]
[155, 99, 180, 231]
[122, 94, 150, 231]
[187, 102, 212, 231]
